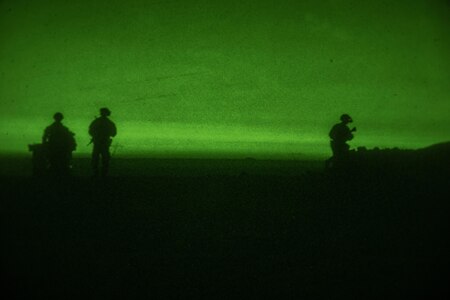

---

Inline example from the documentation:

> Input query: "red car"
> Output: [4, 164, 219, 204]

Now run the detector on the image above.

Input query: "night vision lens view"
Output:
[1, 0, 449, 298]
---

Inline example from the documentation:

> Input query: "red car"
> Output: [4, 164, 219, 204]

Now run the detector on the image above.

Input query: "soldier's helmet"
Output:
[340, 114, 352, 123]
[100, 107, 111, 117]
[53, 112, 64, 122]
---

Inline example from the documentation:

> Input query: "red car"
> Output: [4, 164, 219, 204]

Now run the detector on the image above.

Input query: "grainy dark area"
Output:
[1, 148, 449, 299]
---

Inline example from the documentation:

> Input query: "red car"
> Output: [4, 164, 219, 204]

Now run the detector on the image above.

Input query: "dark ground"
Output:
[1, 153, 449, 299]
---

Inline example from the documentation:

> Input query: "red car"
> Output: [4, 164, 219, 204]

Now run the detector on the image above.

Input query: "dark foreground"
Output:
[1, 154, 449, 299]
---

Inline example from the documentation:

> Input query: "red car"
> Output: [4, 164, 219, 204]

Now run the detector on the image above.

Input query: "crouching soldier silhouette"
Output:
[326, 114, 356, 169]
[42, 112, 77, 176]
[89, 107, 117, 177]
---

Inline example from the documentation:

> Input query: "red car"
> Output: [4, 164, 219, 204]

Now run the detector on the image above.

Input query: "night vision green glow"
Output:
[1, 0, 449, 158]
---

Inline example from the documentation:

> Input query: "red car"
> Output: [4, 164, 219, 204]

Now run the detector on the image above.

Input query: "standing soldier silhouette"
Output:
[327, 114, 356, 168]
[89, 107, 117, 177]
[42, 112, 77, 175]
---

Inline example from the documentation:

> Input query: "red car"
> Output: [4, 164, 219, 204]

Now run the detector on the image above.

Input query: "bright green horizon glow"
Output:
[1, 0, 449, 159]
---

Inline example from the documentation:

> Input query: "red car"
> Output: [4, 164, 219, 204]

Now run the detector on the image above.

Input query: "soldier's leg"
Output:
[335, 143, 352, 169]
[62, 152, 72, 176]
[100, 146, 111, 177]
[331, 143, 347, 169]
[54, 154, 67, 176]
[48, 149, 63, 175]
[328, 141, 339, 168]
[48, 155, 57, 174]
[91, 144, 101, 176]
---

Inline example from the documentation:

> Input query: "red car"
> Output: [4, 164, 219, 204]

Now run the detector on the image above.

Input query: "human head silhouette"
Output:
[53, 112, 64, 122]
[340, 114, 352, 124]
[100, 107, 111, 117]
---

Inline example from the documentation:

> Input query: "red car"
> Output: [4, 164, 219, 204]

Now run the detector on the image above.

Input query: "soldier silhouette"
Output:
[42, 112, 76, 175]
[326, 114, 356, 168]
[89, 107, 117, 177]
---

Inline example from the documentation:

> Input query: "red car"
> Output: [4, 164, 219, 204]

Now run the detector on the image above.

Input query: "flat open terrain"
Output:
[1, 156, 449, 298]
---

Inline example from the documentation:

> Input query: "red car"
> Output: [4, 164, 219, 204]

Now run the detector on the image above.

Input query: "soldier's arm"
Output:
[329, 125, 337, 140]
[88, 121, 95, 137]
[345, 127, 354, 140]
[111, 122, 117, 137]
[42, 127, 49, 143]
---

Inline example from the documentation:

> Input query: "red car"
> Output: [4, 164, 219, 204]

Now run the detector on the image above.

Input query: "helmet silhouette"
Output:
[100, 107, 111, 117]
[53, 112, 64, 122]
[340, 114, 352, 123]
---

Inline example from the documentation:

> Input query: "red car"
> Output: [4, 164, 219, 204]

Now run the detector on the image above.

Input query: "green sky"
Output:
[1, 0, 449, 158]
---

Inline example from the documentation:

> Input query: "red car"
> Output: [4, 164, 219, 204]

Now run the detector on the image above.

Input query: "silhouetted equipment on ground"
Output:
[5, 141, 450, 298]
[28, 143, 47, 176]
[325, 142, 450, 176]
[326, 114, 356, 169]
[89, 107, 117, 177]
[40, 112, 77, 176]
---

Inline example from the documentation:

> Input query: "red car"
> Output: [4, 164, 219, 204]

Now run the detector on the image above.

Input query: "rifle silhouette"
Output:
[87, 115, 98, 146]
